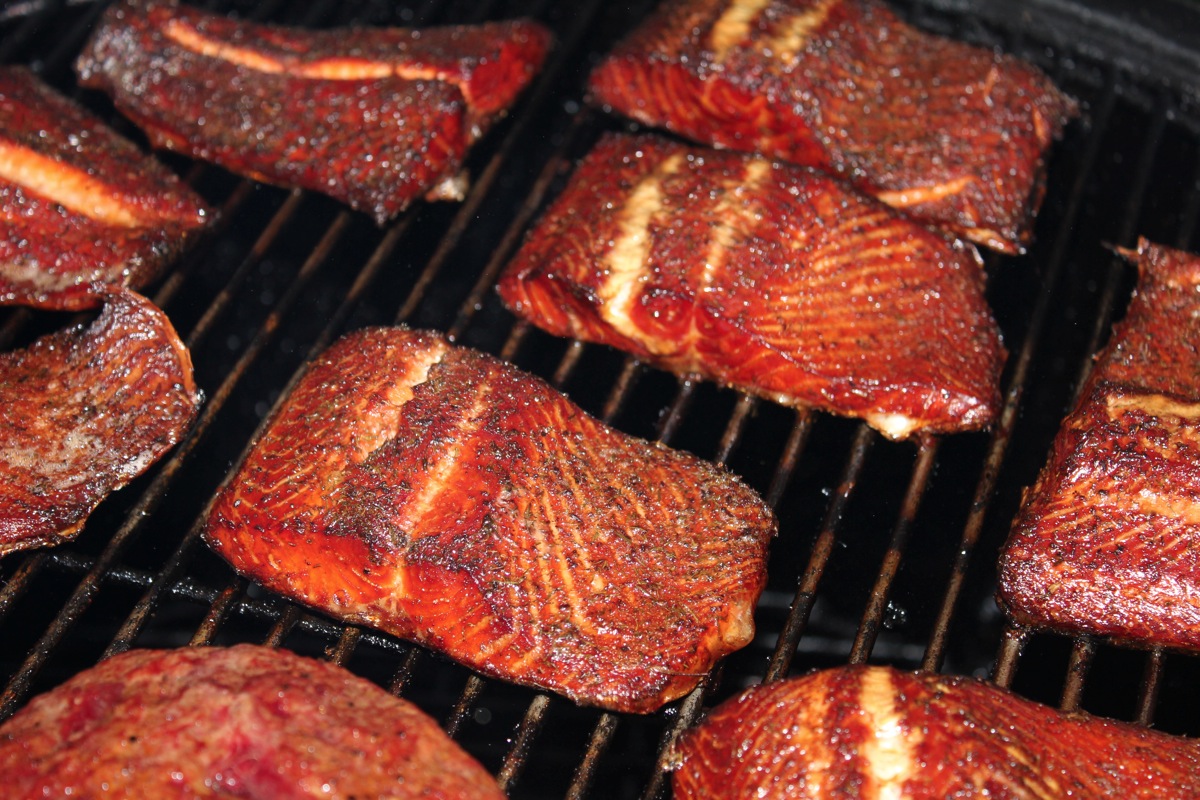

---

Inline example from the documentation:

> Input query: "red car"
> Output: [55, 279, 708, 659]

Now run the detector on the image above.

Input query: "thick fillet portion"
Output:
[205, 327, 774, 713]
[674, 665, 1200, 798]
[76, 0, 551, 224]
[0, 287, 201, 556]
[589, 0, 1077, 253]
[0, 645, 504, 799]
[498, 133, 1004, 440]
[0, 67, 210, 310]
[999, 241, 1200, 649]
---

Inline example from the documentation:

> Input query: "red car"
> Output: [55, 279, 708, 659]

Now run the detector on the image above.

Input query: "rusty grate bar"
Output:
[848, 437, 941, 664]
[764, 423, 876, 683]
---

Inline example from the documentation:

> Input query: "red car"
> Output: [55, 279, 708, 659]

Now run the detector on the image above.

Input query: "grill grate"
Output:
[3, 0, 1200, 797]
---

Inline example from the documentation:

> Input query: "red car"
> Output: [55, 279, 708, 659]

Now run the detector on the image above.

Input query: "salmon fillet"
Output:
[0, 67, 210, 310]
[589, 0, 1077, 253]
[76, 0, 551, 223]
[498, 133, 1005, 440]
[205, 327, 774, 713]
[0, 287, 201, 556]
[674, 665, 1200, 798]
[999, 240, 1200, 650]
[0, 645, 504, 798]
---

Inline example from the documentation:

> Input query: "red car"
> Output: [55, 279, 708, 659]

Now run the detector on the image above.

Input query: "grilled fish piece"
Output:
[674, 665, 1200, 798]
[589, 0, 1077, 253]
[498, 133, 1005, 440]
[0, 67, 210, 310]
[205, 327, 774, 713]
[999, 241, 1200, 650]
[76, 0, 551, 224]
[0, 287, 201, 557]
[0, 645, 505, 798]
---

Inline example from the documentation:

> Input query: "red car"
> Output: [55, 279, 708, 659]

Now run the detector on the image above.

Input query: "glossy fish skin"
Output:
[588, 0, 1076, 253]
[205, 327, 774, 714]
[0, 645, 505, 799]
[0, 287, 201, 556]
[498, 133, 1005, 440]
[999, 241, 1200, 650]
[0, 67, 210, 311]
[76, 0, 552, 224]
[674, 665, 1200, 798]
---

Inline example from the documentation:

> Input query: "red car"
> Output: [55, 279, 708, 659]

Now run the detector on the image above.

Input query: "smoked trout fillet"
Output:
[498, 133, 1005, 440]
[0, 67, 210, 310]
[76, 0, 552, 223]
[999, 241, 1200, 650]
[0, 645, 505, 799]
[589, 0, 1077, 254]
[0, 288, 201, 557]
[205, 327, 774, 713]
[673, 665, 1200, 798]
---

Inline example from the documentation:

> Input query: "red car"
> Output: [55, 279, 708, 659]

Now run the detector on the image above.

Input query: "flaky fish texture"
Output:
[205, 327, 774, 713]
[0, 67, 210, 310]
[76, 0, 551, 224]
[0, 287, 201, 557]
[498, 133, 1005, 440]
[0, 645, 505, 799]
[999, 240, 1200, 650]
[674, 665, 1200, 799]
[589, 0, 1077, 253]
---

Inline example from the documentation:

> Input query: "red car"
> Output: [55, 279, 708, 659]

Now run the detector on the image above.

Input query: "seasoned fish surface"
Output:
[77, 0, 551, 223]
[589, 0, 1077, 253]
[0, 288, 201, 557]
[0, 67, 210, 310]
[0, 645, 505, 799]
[999, 240, 1200, 650]
[674, 665, 1200, 798]
[205, 327, 774, 713]
[498, 133, 1005, 440]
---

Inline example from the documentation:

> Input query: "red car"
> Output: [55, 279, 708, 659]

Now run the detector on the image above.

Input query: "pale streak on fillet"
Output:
[0, 142, 143, 227]
[597, 152, 685, 353]
[865, 412, 919, 441]
[163, 21, 477, 104]
[700, 159, 771, 291]
[1107, 393, 1200, 421]
[1130, 488, 1200, 527]
[857, 667, 915, 800]
[875, 176, 975, 208]
[685, 158, 771, 352]
[710, 0, 772, 62]
[393, 374, 491, 535]
[349, 340, 448, 463]
[765, 0, 839, 61]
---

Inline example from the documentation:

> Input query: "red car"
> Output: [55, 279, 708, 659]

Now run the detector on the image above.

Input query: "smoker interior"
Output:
[3, 0, 1200, 796]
